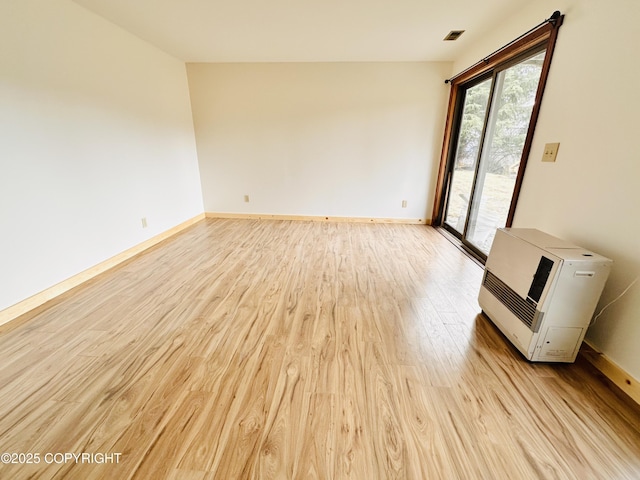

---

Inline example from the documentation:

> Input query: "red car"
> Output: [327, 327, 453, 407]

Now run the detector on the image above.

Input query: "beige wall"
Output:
[187, 62, 451, 221]
[0, 0, 203, 312]
[453, 0, 640, 379]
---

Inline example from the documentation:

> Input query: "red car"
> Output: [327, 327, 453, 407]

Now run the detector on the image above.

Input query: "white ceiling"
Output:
[72, 0, 533, 63]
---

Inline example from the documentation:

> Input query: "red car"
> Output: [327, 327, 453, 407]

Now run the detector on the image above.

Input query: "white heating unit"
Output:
[478, 228, 612, 363]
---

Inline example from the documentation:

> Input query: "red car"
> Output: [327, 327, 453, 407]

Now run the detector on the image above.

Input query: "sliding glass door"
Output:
[442, 49, 547, 257]
[443, 78, 491, 235]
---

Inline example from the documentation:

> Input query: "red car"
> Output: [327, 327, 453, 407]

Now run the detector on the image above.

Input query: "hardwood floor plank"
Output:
[292, 393, 337, 480]
[1, 219, 640, 479]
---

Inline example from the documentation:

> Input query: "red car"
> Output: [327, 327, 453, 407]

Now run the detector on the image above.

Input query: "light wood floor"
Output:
[1, 219, 640, 479]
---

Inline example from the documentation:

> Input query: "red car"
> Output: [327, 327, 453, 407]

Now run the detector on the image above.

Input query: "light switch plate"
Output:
[542, 142, 560, 162]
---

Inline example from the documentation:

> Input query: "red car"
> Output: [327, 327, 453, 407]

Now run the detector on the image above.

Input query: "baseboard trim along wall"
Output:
[580, 341, 640, 406]
[0, 213, 206, 330]
[205, 212, 430, 225]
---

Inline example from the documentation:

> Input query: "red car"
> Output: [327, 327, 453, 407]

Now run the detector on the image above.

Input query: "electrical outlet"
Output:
[401, 200, 407, 208]
[141, 217, 148, 228]
[244, 195, 250, 203]
[542, 143, 560, 162]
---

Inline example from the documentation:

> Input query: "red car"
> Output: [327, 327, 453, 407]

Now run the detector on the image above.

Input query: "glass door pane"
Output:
[466, 51, 546, 254]
[443, 78, 491, 234]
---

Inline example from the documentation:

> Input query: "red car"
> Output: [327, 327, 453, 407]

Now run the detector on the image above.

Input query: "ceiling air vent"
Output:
[444, 30, 465, 41]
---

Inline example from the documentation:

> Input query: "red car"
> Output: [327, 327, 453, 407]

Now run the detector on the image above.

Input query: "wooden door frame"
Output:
[432, 14, 564, 227]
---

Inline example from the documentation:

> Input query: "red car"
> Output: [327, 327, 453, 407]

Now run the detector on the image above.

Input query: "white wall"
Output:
[0, 0, 203, 312]
[453, 0, 640, 379]
[187, 62, 451, 221]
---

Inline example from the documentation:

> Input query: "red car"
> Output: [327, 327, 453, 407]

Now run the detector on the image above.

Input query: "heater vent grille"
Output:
[483, 270, 543, 332]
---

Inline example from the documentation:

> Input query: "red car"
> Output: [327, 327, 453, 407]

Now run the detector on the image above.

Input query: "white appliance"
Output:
[478, 228, 612, 363]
